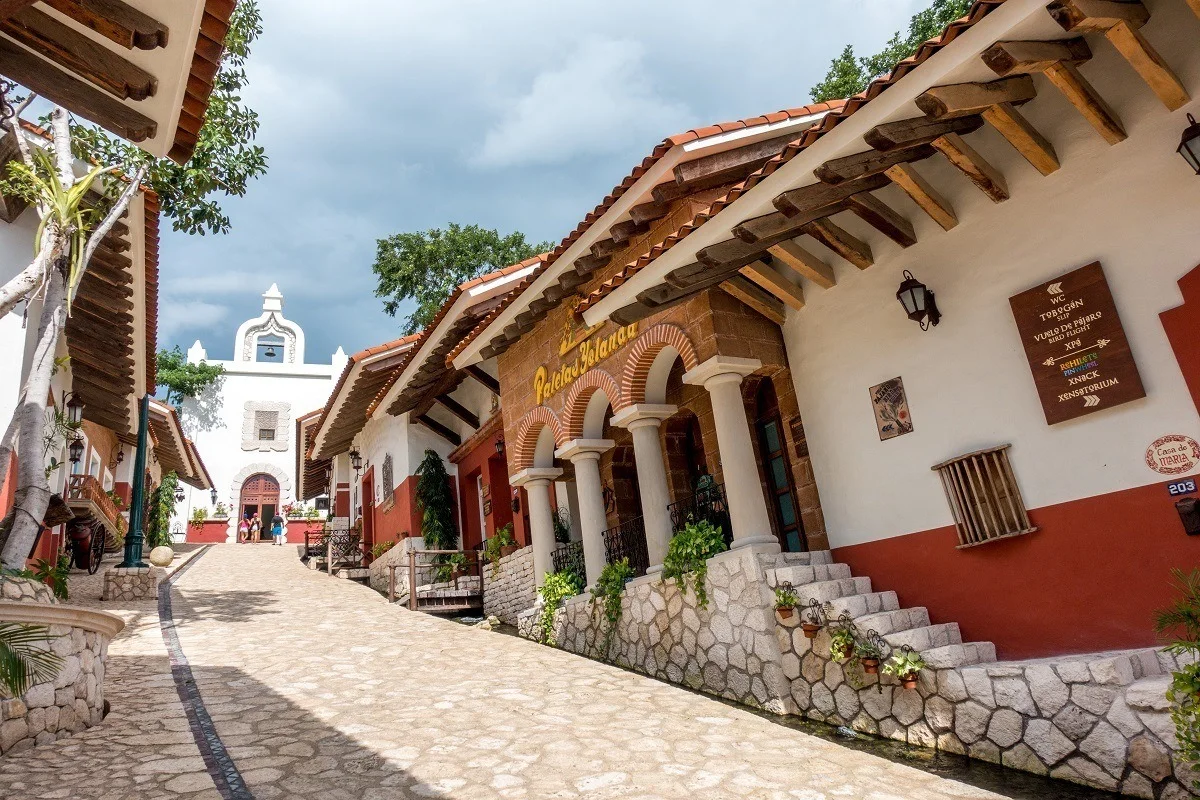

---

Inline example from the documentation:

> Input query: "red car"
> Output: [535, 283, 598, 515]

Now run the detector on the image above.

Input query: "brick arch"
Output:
[512, 406, 565, 470]
[561, 369, 623, 440]
[621, 323, 701, 405]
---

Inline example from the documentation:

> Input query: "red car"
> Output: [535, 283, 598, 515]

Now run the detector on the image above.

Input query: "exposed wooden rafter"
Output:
[0, 1, 36, 20]
[610, 219, 649, 244]
[931, 133, 1010, 203]
[767, 240, 836, 289]
[434, 394, 479, 429]
[845, 193, 917, 248]
[1047, 0, 1188, 111]
[629, 199, 670, 225]
[464, 365, 500, 394]
[883, 163, 958, 231]
[573, 250, 610, 276]
[802, 219, 873, 270]
[864, 114, 984, 151]
[720, 275, 786, 325]
[740, 260, 805, 311]
[773, 173, 890, 218]
[982, 38, 1126, 144]
[814, 144, 938, 185]
[41, 0, 168, 51]
[416, 414, 461, 447]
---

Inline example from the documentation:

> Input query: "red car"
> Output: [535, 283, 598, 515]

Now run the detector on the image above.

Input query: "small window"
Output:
[315, 495, 330, 511]
[932, 444, 1036, 548]
[88, 451, 102, 479]
[255, 410, 279, 443]
[259, 429, 275, 441]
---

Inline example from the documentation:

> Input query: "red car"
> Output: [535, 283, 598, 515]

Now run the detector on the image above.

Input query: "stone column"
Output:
[610, 404, 677, 573]
[555, 439, 614, 588]
[683, 356, 778, 553]
[510, 467, 563, 586]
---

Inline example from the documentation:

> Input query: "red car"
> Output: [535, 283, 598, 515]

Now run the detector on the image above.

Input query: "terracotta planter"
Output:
[776, 606, 795, 621]
[902, 673, 919, 689]
[832, 643, 854, 662]
[499, 545, 518, 558]
[801, 622, 821, 639]
[861, 657, 879, 675]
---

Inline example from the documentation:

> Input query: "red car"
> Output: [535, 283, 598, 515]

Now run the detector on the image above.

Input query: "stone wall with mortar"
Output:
[102, 566, 166, 601]
[519, 549, 1195, 797]
[483, 546, 535, 626]
[368, 537, 423, 596]
[0, 576, 55, 604]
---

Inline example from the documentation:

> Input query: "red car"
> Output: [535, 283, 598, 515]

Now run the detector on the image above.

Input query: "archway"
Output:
[239, 473, 280, 542]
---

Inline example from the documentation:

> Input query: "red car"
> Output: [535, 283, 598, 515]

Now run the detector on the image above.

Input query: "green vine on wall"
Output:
[145, 471, 179, 549]
[660, 520, 727, 610]
[591, 558, 633, 661]
[537, 570, 581, 646]
[1156, 568, 1200, 791]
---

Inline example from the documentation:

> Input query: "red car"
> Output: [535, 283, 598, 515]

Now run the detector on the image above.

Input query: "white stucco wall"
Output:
[783, 25, 1200, 548]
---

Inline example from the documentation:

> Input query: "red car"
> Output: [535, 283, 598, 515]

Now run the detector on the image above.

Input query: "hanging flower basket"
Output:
[861, 657, 880, 675]
[801, 621, 821, 639]
[902, 672, 919, 689]
[776, 606, 795, 621]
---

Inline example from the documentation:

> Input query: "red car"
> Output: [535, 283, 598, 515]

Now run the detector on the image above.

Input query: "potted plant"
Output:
[774, 583, 799, 621]
[213, 502, 229, 519]
[497, 524, 518, 557]
[858, 638, 883, 674]
[447, 552, 468, 580]
[883, 648, 926, 689]
[800, 602, 823, 639]
[828, 624, 856, 662]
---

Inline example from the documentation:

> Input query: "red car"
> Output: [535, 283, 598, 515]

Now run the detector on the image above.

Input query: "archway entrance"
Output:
[240, 473, 279, 542]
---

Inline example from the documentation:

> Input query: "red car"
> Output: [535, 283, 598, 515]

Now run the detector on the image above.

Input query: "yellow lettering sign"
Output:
[531, 322, 639, 404]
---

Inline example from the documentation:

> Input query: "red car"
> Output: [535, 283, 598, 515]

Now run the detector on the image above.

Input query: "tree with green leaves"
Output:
[0, 2, 267, 571]
[156, 347, 225, 409]
[372, 223, 550, 335]
[415, 450, 458, 551]
[811, 0, 973, 102]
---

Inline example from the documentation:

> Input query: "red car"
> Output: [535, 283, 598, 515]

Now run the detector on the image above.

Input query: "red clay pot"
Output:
[776, 607, 795, 621]
[902, 674, 919, 689]
[499, 545, 518, 558]
[801, 622, 821, 639]
[861, 657, 880, 675]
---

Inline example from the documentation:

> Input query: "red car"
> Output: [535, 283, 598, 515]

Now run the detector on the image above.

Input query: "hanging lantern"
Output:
[210, 488, 218, 505]
[116, 445, 124, 464]
[896, 270, 941, 331]
[65, 393, 85, 425]
[68, 436, 85, 464]
[495, 437, 505, 455]
[1179, 114, 1200, 175]
[174, 485, 185, 503]
[349, 449, 362, 471]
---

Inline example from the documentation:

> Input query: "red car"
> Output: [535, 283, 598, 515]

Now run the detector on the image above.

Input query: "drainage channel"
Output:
[453, 615, 1124, 800]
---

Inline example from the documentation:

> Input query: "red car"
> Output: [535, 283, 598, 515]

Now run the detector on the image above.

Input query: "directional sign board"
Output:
[1009, 262, 1145, 425]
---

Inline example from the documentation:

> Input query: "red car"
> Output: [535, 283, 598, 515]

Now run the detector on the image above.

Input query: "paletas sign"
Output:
[1009, 262, 1145, 425]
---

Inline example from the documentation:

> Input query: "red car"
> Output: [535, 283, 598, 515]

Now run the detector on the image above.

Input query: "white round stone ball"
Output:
[148, 546, 174, 567]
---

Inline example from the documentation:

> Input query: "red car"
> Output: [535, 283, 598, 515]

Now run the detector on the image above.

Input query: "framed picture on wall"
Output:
[870, 377, 913, 441]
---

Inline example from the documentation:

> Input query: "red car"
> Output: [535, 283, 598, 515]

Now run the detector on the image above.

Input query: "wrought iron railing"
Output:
[303, 529, 328, 560]
[551, 540, 585, 587]
[668, 483, 733, 547]
[602, 515, 649, 578]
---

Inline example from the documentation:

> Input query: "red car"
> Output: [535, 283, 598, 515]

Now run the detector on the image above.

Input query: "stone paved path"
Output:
[0, 545, 1040, 799]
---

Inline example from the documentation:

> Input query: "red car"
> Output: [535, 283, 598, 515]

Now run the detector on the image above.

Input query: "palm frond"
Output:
[0, 622, 64, 698]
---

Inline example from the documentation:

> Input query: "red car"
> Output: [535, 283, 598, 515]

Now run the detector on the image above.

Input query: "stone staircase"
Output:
[762, 550, 998, 670]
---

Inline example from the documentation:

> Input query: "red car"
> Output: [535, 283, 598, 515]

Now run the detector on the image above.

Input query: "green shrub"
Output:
[1156, 568, 1200, 790]
[415, 450, 457, 550]
[883, 648, 926, 681]
[591, 558, 634, 661]
[537, 570, 582, 646]
[661, 520, 727, 609]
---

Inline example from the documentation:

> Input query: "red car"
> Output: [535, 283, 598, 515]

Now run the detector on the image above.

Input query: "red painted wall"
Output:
[1162, 262, 1200, 417]
[451, 427, 515, 551]
[334, 482, 350, 518]
[187, 520, 231, 543]
[833, 481, 1199, 660]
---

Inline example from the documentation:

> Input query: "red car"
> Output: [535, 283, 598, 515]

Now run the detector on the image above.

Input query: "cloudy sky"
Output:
[160, 0, 933, 362]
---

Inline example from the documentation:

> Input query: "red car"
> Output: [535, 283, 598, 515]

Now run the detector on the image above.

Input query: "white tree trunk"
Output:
[0, 262, 66, 570]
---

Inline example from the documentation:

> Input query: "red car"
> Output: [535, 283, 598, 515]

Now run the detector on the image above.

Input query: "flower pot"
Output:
[832, 643, 854, 662]
[776, 606, 795, 621]
[499, 545, 518, 558]
[902, 673, 919, 689]
[861, 657, 879, 675]
[801, 622, 821, 639]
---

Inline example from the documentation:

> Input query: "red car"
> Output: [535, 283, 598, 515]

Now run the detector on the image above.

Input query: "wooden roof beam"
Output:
[733, 201, 849, 244]
[465, 365, 500, 394]
[773, 173, 890, 218]
[573, 250, 610, 276]
[814, 144, 937, 185]
[802, 219, 873, 270]
[767, 240, 836, 289]
[982, 102, 1059, 175]
[1048, 0, 1188, 110]
[2, 7, 157, 100]
[982, 38, 1126, 144]
[591, 237, 618, 257]
[629, 199, 670, 225]
[740, 260, 805, 311]
[931, 132, 1010, 203]
[673, 132, 798, 187]
[720, 276, 786, 325]
[864, 114, 984, 152]
[42, 0, 169, 51]
[434, 394, 479, 429]
[0, 37, 155, 142]
[415, 414, 461, 447]
[610, 219, 649, 244]
[883, 163, 958, 231]
[845, 193, 917, 248]
[0, 1, 36, 22]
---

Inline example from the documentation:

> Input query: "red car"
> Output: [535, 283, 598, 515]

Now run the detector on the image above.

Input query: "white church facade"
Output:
[177, 284, 346, 543]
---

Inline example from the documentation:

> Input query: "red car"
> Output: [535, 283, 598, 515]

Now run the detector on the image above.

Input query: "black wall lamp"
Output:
[64, 392, 84, 425]
[511, 488, 521, 513]
[1179, 114, 1200, 175]
[495, 437, 505, 455]
[68, 437, 84, 465]
[174, 485, 185, 503]
[210, 488, 218, 505]
[896, 270, 941, 331]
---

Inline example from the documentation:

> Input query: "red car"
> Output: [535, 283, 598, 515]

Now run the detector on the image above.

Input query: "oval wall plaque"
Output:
[1146, 435, 1200, 475]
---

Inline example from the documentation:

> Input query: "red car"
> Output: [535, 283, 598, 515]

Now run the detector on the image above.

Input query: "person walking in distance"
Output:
[249, 512, 261, 542]
[238, 516, 249, 544]
[271, 512, 285, 546]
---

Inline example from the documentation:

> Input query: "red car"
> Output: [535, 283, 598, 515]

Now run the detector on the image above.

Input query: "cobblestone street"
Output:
[0, 545, 1092, 799]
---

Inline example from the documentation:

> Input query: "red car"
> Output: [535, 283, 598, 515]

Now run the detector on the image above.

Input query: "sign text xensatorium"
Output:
[1009, 262, 1144, 425]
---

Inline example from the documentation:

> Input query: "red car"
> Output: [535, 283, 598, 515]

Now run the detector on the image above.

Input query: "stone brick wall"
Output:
[0, 576, 55, 604]
[483, 546, 535, 626]
[368, 537, 423, 597]
[102, 566, 166, 601]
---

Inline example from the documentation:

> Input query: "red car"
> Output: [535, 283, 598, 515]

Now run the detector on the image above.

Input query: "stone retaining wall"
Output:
[483, 547, 535, 626]
[0, 599, 124, 757]
[519, 549, 1196, 797]
[368, 537, 423, 596]
[102, 566, 166, 601]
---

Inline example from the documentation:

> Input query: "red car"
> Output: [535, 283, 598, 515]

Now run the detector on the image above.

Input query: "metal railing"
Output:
[387, 549, 485, 613]
[602, 516, 649, 578]
[668, 482, 733, 547]
[303, 529, 328, 560]
[551, 540, 585, 587]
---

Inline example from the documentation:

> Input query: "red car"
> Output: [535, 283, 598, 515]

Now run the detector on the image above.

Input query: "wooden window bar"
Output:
[931, 444, 1036, 548]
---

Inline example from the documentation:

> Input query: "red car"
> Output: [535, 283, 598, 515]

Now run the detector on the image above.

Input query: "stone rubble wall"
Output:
[0, 576, 56, 604]
[483, 547, 535, 626]
[367, 537, 423, 596]
[548, 548, 794, 713]
[518, 548, 1196, 797]
[102, 566, 166, 601]
[0, 622, 109, 756]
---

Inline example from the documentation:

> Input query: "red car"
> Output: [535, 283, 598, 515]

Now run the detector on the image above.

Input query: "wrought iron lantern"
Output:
[495, 437, 505, 455]
[1179, 114, 1200, 175]
[349, 449, 362, 472]
[68, 436, 84, 465]
[115, 445, 124, 464]
[174, 485, 185, 503]
[65, 392, 84, 425]
[511, 488, 521, 513]
[210, 488, 218, 505]
[896, 270, 941, 330]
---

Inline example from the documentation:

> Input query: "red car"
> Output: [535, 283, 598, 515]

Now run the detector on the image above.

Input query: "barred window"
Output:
[932, 444, 1036, 548]
[255, 411, 279, 442]
[381, 454, 394, 498]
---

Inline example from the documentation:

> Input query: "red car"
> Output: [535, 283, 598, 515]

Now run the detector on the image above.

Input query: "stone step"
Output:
[921, 641, 998, 669]
[794, 576, 872, 605]
[884, 622, 962, 652]
[823, 590, 900, 619]
[854, 607, 930, 636]
[760, 550, 834, 570]
[766, 562, 852, 588]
